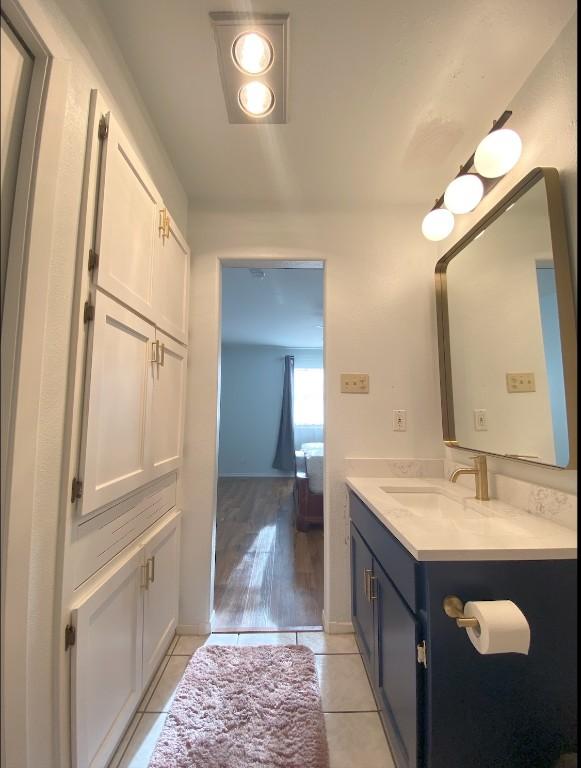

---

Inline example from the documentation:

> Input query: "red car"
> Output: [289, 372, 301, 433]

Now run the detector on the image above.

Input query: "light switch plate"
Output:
[393, 409, 407, 431]
[506, 372, 535, 393]
[473, 409, 488, 431]
[341, 373, 369, 394]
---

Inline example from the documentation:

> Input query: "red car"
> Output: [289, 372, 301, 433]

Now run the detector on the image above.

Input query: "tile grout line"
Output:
[108, 710, 143, 768]
[137, 654, 171, 713]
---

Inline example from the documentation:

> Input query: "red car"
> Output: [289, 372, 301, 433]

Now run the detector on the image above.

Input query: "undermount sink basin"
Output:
[380, 490, 465, 517]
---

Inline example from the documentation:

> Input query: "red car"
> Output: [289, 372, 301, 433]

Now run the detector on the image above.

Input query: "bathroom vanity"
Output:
[348, 477, 577, 768]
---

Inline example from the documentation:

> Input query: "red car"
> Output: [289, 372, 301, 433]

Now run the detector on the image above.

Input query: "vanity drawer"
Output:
[349, 490, 418, 612]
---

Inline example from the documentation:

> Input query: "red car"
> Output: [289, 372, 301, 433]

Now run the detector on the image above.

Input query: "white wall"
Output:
[219, 344, 323, 477]
[6, 1, 188, 765]
[438, 14, 577, 493]
[181, 209, 443, 632]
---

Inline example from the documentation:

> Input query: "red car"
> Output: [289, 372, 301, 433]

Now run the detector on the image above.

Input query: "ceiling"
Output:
[99, 0, 575, 211]
[221, 267, 323, 347]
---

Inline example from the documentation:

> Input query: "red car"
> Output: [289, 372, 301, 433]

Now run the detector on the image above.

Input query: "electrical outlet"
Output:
[506, 372, 535, 393]
[393, 409, 407, 431]
[341, 374, 369, 394]
[473, 409, 488, 431]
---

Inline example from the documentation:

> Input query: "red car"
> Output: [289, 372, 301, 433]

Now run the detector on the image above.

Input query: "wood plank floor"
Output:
[213, 477, 324, 630]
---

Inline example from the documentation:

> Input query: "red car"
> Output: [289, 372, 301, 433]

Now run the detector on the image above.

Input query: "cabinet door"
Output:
[71, 547, 145, 768]
[78, 291, 155, 516]
[350, 522, 375, 673]
[95, 112, 163, 319]
[374, 561, 420, 768]
[151, 329, 187, 479]
[154, 212, 189, 344]
[142, 513, 181, 684]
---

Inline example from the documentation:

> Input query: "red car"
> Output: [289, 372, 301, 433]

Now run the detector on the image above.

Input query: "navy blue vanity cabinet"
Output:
[349, 489, 577, 768]
[350, 523, 375, 672]
[374, 560, 422, 768]
[350, 491, 424, 768]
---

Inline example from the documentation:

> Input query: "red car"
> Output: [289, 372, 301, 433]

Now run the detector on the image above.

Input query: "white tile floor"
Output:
[108, 631, 395, 768]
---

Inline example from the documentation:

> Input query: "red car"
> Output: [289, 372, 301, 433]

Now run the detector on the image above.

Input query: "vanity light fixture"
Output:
[444, 174, 484, 214]
[474, 129, 522, 178]
[421, 110, 522, 241]
[210, 12, 289, 124]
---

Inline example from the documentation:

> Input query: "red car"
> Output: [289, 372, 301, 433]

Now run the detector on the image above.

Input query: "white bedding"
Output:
[305, 452, 324, 494]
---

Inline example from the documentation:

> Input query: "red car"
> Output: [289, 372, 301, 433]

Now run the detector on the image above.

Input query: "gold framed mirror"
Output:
[435, 167, 577, 469]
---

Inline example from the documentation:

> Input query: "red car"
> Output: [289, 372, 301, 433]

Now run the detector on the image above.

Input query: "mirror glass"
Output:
[437, 168, 576, 468]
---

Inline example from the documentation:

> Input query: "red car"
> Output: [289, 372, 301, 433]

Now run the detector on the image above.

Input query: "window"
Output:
[294, 368, 324, 426]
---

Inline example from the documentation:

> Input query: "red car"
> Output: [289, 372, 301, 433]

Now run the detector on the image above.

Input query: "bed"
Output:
[294, 442, 324, 531]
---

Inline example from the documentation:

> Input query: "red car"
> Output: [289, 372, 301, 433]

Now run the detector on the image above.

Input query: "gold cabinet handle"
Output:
[150, 340, 158, 364]
[164, 211, 170, 239]
[369, 574, 377, 601]
[148, 555, 155, 584]
[159, 343, 165, 367]
[158, 208, 167, 240]
[140, 563, 149, 590]
[364, 568, 372, 601]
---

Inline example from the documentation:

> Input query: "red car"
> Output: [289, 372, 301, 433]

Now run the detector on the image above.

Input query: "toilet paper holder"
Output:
[443, 595, 480, 630]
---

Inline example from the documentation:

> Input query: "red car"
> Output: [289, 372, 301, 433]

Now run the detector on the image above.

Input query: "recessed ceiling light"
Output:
[239, 82, 275, 117]
[210, 12, 289, 124]
[232, 32, 273, 75]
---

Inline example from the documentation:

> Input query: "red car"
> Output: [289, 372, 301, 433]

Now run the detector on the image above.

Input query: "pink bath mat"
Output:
[149, 644, 330, 768]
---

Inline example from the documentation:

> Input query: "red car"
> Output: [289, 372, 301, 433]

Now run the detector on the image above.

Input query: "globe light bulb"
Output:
[421, 208, 455, 241]
[444, 174, 484, 214]
[238, 82, 275, 117]
[233, 32, 273, 75]
[474, 128, 522, 178]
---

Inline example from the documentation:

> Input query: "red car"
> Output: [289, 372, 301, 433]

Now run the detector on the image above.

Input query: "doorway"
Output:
[213, 264, 325, 631]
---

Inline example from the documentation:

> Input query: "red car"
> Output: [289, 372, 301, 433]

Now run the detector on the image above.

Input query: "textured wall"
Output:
[181, 209, 443, 631]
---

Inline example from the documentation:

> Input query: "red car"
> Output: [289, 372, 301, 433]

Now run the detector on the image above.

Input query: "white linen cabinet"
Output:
[71, 512, 181, 768]
[77, 291, 155, 516]
[94, 110, 190, 343]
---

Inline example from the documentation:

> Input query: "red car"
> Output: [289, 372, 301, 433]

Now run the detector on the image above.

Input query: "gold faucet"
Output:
[449, 455, 489, 501]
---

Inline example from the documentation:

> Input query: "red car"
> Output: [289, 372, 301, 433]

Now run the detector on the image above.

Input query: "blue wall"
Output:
[536, 267, 569, 466]
[218, 344, 323, 477]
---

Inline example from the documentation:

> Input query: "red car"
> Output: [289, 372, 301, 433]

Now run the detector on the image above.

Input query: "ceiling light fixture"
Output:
[239, 81, 275, 117]
[233, 32, 273, 75]
[421, 110, 522, 242]
[210, 12, 289, 124]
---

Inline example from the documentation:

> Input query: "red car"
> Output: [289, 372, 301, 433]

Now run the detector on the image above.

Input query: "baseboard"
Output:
[176, 622, 212, 635]
[322, 610, 354, 634]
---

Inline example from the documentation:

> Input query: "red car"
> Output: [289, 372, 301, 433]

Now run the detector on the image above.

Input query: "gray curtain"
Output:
[272, 355, 295, 472]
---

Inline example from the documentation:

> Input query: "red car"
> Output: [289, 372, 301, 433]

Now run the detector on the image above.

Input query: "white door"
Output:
[94, 111, 163, 319]
[154, 211, 190, 343]
[1, 16, 33, 325]
[141, 513, 181, 685]
[78, 290, 155, 516]
[71, 547, 145, 768]
[151, 329, 187, 479]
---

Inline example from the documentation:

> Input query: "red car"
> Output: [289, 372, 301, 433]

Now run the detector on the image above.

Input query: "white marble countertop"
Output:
[346, 476, 577, 562]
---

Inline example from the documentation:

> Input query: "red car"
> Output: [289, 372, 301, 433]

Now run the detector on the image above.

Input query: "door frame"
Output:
[0, 1, 69, 766]
[211, 258, 326, 630]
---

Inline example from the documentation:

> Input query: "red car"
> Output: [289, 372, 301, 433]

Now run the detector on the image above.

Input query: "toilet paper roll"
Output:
[464, 600, 530, 655]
